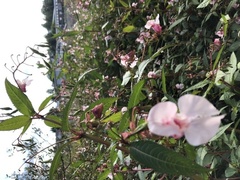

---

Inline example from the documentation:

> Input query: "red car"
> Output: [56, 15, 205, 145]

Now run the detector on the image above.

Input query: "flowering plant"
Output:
[2, 0, 240, 179]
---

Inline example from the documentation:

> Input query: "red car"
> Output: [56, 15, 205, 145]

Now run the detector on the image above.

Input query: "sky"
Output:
[0, 0, 56, 179]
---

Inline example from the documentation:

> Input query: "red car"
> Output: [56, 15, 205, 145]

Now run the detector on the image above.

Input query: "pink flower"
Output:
[136, 36, 145, 44]
[145, 14, 162, 34]
[82, 105, 89, 111]
[147, 71, 157, 78]
[16, 78, 32, 92]
[120, 51, 138, 68]
[215, 30, 224, 38]
[214, 38, 221, 47]
[136, 32, 151, 44]
[132, 2, 138, 8]
[94, 91, 100, 99]
[152, 24, 162, 34]
[120, 54, 130, 66]
[147, 94, 225, 146]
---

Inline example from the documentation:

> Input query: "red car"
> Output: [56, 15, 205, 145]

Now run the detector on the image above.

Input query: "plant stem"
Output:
[81, 132, 130, 153]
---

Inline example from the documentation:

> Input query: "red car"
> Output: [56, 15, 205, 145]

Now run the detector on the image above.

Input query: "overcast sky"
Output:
[0, 1, 55, 178]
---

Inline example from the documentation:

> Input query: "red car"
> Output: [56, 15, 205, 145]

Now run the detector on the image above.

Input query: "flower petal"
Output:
[155, 14, 160, 24]
[148, 101, 177, 119]
[16, 80, 27, 92]
[152, 24, 162, 34]
[184, 115, 224, 146]
[16, 80, 23, 86]
[25, 79, 32, 86]
[147, 102, 183, 137]
[145, 20, 154, 29]
[178, 94, 220, 118]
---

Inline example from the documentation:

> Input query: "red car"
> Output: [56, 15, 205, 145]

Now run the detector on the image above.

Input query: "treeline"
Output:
[41, 0, 56, 53]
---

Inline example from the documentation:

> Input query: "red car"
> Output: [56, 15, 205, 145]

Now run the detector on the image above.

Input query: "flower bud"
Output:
[92, 103, 103, 119]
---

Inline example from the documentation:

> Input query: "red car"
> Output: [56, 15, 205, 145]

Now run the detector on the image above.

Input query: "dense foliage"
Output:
[2, 0, 240, 179]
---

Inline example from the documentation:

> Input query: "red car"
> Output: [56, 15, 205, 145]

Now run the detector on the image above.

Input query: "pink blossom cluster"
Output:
[120, 51, 138, 68]
[145, 14, 162, 34]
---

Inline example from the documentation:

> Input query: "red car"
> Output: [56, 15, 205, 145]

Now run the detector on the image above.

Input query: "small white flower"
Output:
[132, 2, 138, 8]
[175, 83, 184, 90]
[121, 107, 128, 114]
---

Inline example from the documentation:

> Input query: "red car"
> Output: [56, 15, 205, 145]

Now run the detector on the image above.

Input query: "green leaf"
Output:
[49, 143, 68, 180]
[121, 11, 131, 22]
[107, 128, 121, 140]
[21, 119, 32, 135]
[121, 71, 131, 86]
[85, 25, 93, 31]
[97, 169, 111, 180]
[62, 69, 97, 131]
[137, 58, 154, 82]
[114, 173, 124, 180]
[182, 80, 210, 94]
[102, 111, 122, 123]
[221, 14, 229, 37]
[225, 166, 237, 177]
[175, 64, 184, 73]
[228, 40, 240, 52]
[109, 0, 114, 10]
[118, 110, 130, 132]
[29, 47, 47, 57]
[196, 147, 208, 166]
[210, 123, 233, 142]
[184, 144, 196, 161]
[44, 115, 62, 128]
[119, 0, 128, 8]
[133, 121, 147, 134]
[123, 25, 136, 33]
[0, 115, 30, 131]
[213, 44, 226, 70]
[43, 59, 52, 69]
[0, 107, 12, 110]
[128, 80, 146, 109]
[5, 79, 35, 116]
[38, 95, 53, 112]
[225, 52, 237, 84]
[130, 141, 209, 177]
[168, 17, 186, 30]
[197, 0, 210, 8]
[214, 70, 225, 85]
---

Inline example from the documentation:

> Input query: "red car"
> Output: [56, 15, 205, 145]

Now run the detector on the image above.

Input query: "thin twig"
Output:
[18, 136, 75, 171]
